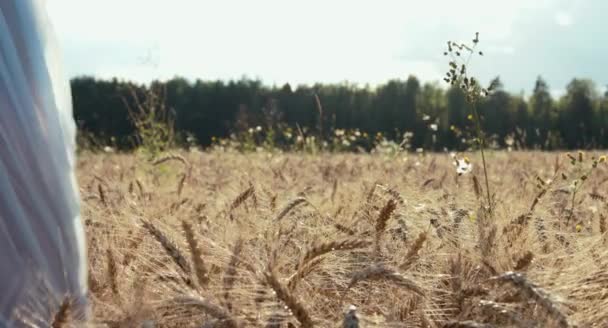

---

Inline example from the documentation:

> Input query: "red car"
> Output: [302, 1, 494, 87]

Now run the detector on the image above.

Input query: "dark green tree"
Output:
[559, 79, 596, 148]
[529, 77, 554, 149]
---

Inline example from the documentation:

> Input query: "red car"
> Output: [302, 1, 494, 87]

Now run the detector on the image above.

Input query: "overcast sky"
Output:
[47, 0, 607, 96]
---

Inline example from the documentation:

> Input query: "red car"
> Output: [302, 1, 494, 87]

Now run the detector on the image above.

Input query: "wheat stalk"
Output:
[98, 183, 107, 206]
[106, 249, 120, 298]
[513, 251, 534, 272]
[494, 272, 570, 327]
[274, 197, 308, 222]
[177, 173, 187, 197]
[182, 220, 209, 289]
[123, 228, 145, 267]
[152, 153, 191, 171]
[167, 296, 240, 328]
[229, 186, 255, 220]
[297, 238, 370, 271]
[444, 321, 496, 328]
[375, 199, 397, 255]
[399, 232, 427, 270]
[264, 265, 314, 328]
[141, 219, 193, 286]
[51, 297, 72, 328]
[223, 238, 244, 311]
[287, 257, 325, 291]
[345, 264, 425, 297]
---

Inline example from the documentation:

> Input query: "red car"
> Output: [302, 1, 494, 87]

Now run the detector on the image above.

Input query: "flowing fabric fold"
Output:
[0, 0, 87, 325]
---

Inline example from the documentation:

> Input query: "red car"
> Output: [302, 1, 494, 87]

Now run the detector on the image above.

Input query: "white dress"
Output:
[0, 0, 87, 325]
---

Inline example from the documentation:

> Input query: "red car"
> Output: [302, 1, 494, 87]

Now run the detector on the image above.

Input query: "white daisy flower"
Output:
[454, 157, 473, 175]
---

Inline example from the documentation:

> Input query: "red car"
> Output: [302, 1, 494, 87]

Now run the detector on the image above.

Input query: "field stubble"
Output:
[78, 150, 608, 327]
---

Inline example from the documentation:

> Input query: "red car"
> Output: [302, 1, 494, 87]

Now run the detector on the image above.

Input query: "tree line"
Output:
[71, 75, 608, 151]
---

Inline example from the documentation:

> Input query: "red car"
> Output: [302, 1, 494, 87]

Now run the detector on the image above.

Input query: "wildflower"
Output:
[454, 157, 473, 175]
[248, 128, 254, 134]
[468, 212, 477, 222]
[354, 130, 361, 137]
[567, 152, 576, 164]
[467, 114, 473, 120]
[103, 146, 115, 153]
[568, 179, 579, 192]
[343, 305, 359, 328]
[429, 123, 438, 131]
[576, 224, 583, 233]
[416, 148, 424, 153]
[342, 139, 351, 147]
[422, 115, 431, 121]
[335, 129, 345, 137]
[256, 126, 262, 132]
[599, 155, 606, 163]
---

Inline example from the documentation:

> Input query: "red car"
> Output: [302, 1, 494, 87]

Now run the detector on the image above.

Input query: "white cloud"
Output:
[487, 45, 516, 55]
[44, 0, 607, 93]
[555, 12, 573, 26]
[550, 88, 566, 98]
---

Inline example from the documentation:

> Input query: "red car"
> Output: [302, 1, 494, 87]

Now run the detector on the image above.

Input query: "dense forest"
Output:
[71, 75, 608, 151]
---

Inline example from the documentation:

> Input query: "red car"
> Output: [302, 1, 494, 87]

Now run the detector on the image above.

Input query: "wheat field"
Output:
[77, 150, 608, 328]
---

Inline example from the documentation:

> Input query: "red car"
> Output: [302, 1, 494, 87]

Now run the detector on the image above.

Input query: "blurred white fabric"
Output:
[0, 0, 87, 325]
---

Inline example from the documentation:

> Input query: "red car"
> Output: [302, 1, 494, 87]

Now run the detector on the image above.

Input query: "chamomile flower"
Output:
[568, 179, 579, 192]
[454, 157, 473, 175]
[413, 203, 426, 212]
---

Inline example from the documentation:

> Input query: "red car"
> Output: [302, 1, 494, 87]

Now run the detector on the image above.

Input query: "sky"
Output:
[47, 0, 608, 97]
